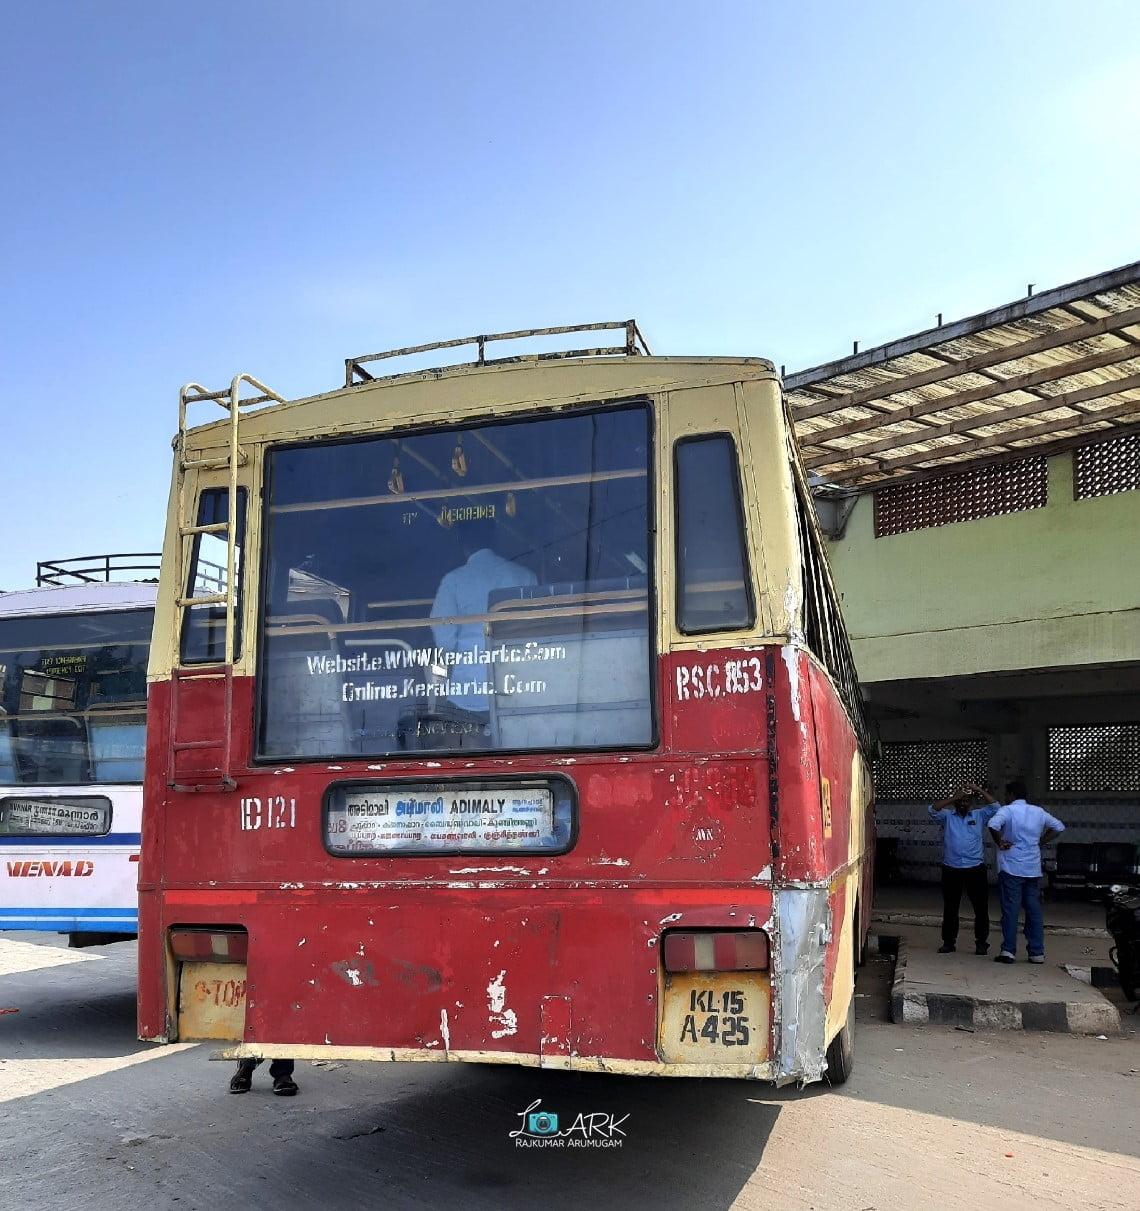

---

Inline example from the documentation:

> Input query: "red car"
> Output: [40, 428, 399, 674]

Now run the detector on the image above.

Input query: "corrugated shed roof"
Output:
[786, 262, 1140, 490]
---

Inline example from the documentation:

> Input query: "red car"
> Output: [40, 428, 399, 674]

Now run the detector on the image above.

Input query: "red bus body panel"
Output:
[138, 645, 868, 1079]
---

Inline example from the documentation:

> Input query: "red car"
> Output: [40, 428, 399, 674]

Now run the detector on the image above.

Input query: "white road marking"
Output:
[0, 936, 99, 976]
[0, 1046, 198, 1104]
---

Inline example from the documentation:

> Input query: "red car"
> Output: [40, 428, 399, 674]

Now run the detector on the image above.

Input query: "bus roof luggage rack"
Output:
[345, 320, 651, 386]
[36, 553, 162, 587]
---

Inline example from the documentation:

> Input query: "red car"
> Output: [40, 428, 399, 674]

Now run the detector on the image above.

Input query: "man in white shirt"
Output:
[987, 779, 1065, 965]
[430, 519, 536, 720]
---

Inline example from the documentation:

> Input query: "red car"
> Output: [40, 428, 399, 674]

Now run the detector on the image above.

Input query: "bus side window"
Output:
[675, 436, 755, 633]
[792, 474, 870, 749]
[0, 719, 17, 782]
[87, 710, 147, 782]
[181, 488, 247, 665]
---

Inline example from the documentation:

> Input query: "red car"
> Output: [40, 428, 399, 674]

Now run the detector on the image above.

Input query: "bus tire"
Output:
[823, 995, 855, 1086]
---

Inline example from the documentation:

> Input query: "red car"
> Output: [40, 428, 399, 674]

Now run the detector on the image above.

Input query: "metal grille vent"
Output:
[874, 456, 1048, 537]
[1074, 432, 1140, 500]
[1048, 724, 1140, 792]
[872, 739, 990, 801]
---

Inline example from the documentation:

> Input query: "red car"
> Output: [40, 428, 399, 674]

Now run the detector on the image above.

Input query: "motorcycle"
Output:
[1105, 884, 1140, 1003]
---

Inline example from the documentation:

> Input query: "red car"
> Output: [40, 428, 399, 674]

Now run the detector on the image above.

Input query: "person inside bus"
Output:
[429, 515, 536, 723]
[927, 781, 999, 954]
[228, 1056, 298, 1096]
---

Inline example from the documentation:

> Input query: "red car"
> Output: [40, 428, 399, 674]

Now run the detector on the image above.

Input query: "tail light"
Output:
[169, 926, 248, 963]
[663, 929, 769, 974]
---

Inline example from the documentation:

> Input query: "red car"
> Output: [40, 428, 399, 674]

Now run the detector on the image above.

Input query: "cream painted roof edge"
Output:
[176, 354, 780, 443]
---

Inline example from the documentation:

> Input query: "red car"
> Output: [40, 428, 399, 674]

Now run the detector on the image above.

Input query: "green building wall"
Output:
[825, 453, 1140, 683]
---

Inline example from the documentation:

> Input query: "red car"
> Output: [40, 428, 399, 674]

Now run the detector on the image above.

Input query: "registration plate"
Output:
[659, 972, 769, 1065]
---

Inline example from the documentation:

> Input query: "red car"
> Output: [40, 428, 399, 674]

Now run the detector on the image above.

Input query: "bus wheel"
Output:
[823, 996, 855, 1086]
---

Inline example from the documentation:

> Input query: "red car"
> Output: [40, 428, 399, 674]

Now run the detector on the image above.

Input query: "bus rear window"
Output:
[257, 403, 654, 759]
[675, 436, 754, 633]
[180, 488, 246, 665]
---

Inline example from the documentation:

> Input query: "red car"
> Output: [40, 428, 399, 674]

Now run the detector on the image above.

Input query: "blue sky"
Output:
[2, 2, 1138, 589]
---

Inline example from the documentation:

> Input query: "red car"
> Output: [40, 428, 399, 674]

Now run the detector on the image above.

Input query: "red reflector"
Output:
[663, 930, 769, 974]
[169, 928, 248, 963]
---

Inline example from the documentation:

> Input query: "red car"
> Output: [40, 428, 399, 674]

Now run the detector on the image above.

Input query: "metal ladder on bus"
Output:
[168, 374, 285, 792]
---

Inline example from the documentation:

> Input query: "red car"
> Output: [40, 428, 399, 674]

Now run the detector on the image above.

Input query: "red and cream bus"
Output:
[138, 323, 873, 1084]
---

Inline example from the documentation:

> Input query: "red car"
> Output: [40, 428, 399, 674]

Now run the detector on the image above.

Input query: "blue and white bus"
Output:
[0, 556, 157, 944]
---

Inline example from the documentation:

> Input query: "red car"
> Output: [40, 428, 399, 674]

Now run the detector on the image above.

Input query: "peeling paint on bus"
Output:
[138, 357, 872, 1088]
[449, 866, 532, 876]
[781, 644, 804, 728]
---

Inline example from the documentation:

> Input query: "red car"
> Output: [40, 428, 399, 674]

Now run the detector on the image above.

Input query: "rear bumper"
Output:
[142, 882, 845, 1083]
[214, 1039, 775, 1079]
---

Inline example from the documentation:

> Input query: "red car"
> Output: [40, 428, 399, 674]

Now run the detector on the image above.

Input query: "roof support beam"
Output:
[818, 421, 1140, 492]
[804, 369, 1140, 468]
[790, 304, 1140, 420]
[818, 398, 1140, 484]
[785, 260, 1140, 390]
[797, 343, 1140, 449]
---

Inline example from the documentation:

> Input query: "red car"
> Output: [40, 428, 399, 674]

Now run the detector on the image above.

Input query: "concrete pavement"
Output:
[4, 930, 1139, 1211]
[872, 884, 1131, 1034]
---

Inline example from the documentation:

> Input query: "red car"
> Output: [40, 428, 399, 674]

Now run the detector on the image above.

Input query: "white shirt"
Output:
[988, 799, 1065, 878]
[429, 549, 536, 711]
